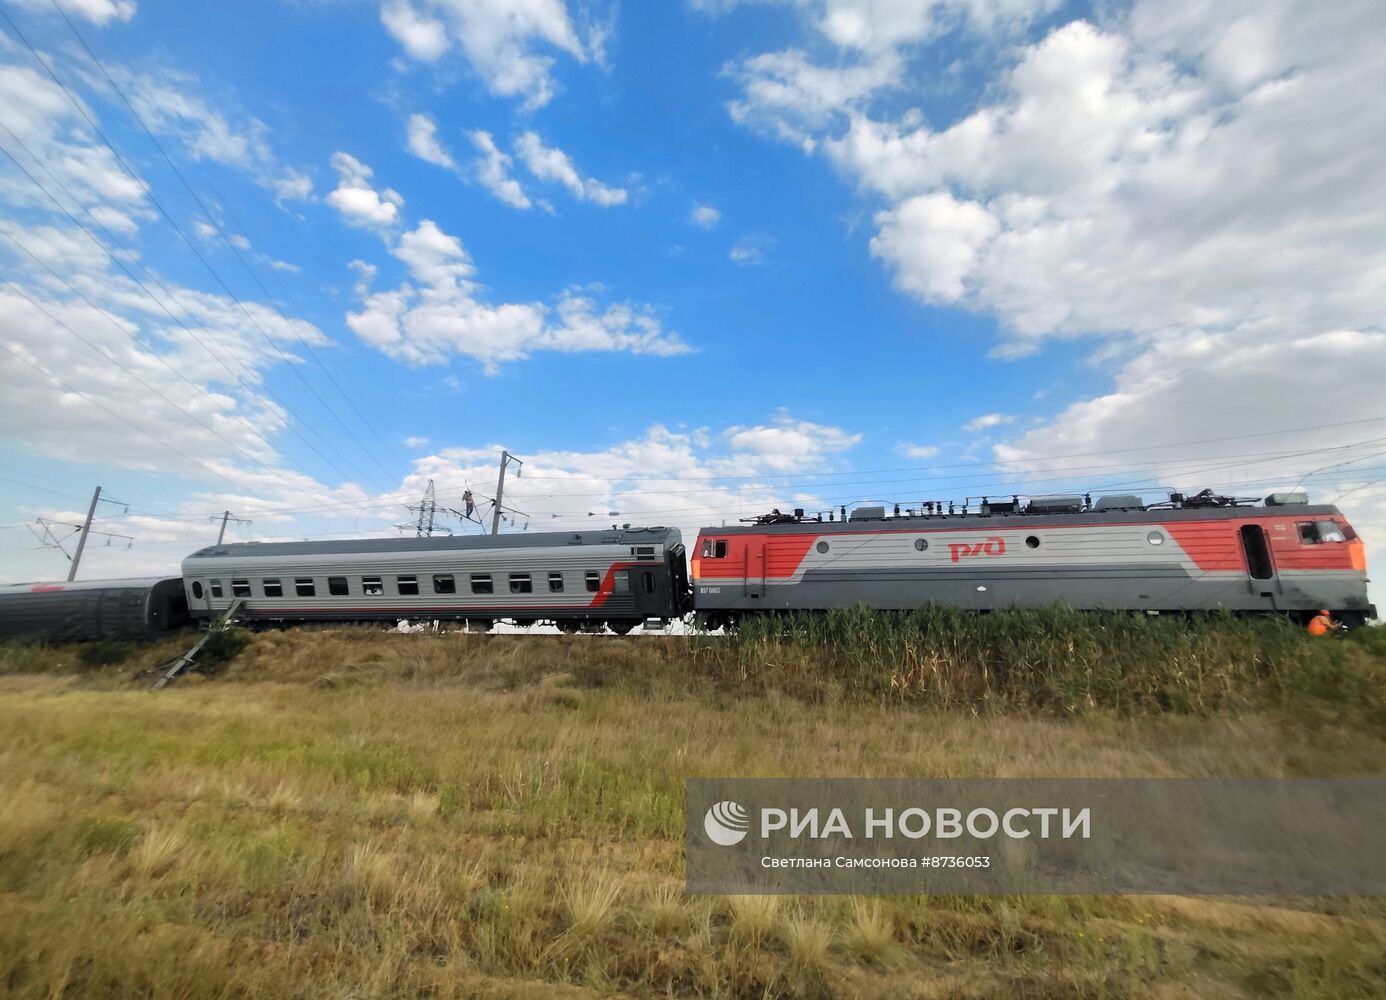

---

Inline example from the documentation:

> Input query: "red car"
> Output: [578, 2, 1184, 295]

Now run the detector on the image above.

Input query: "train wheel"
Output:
[556, 621, 580, 634]
[607, 620, 637, 635]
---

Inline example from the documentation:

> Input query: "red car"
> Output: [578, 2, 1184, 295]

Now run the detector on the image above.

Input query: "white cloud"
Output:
[347, 218, 690, 370]
[898, 443, 940, 460]
[468, 130, 532, 210]
[12, 0, 136, 25]
[94, 62, 313, 205]
[726, 47, 902, 149]
[690, 203, 722, 229]
[724, 412, 862, 472]
[514, 130, 627, 206]
[326, 151, 404, 228]
[0, 221, 340, 485]
[379, 0, 593, 108]
[271, 169, 313, 205]
[719, 1, 1061, 146]
[0, 63, 148, 221]
[729, 233, 774, 265]
[405, 112, 455, 168]
[380, 0, 450, 60]
[405, 435, 430, 448]
[870, 191, 997, 301]
[963, 413, 1012, 432]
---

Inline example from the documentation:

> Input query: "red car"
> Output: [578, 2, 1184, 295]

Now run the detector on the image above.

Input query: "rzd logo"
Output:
[948, 536, 1006, 563]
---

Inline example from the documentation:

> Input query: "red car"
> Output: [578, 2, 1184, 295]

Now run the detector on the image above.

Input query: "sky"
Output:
[1, 0, 1384, 609]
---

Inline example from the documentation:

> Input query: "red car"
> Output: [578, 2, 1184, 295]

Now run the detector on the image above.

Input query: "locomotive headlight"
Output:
[1147, 531, 1165, 545]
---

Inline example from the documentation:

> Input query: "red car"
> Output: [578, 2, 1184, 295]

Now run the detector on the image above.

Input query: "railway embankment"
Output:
[0, 613, 1383, 998]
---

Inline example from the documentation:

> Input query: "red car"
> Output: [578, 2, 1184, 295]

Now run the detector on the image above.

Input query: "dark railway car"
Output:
[691, 492, 1375, 627]
[0, 577, 190, 643]
[181, 526, 690, 633]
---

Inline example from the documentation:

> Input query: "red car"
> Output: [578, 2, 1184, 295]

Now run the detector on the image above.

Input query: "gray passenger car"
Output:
[181, 527, 689, 632]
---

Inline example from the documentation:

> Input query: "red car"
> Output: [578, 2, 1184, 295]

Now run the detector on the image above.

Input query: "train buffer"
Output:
[153, 598, 244, 690]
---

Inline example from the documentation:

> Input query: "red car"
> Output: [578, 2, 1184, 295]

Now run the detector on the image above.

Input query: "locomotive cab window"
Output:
[1298, 521, 1346, 543]
[397, 575, 419, 595]
[210, 580, 223, 598]
[231, 579, 251, 597]
[585, 571, 601, 592]
[328, 577, 349, 596]
[434, 574, 457, 595]
[548, 572, 564, 593]
[362, 577, 384, 596]
[295, 578, 315, 597]
[263, 579, 282, 597]
[469, 574, 491, 594]
[700, 539, 729, 559]
[509, 573, 532, 594]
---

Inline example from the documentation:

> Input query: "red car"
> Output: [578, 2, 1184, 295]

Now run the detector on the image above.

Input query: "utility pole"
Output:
[211, 510, 252, 544]
[491, 450, 523, 535]
[67, 486, 101, 581]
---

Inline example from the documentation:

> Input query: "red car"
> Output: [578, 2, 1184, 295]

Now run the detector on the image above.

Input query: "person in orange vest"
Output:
[1306, 609, 1341, 636]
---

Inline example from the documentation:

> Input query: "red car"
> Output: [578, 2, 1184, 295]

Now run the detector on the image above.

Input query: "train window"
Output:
[435, 574, 458, 595]
[548, 572, 564, 593]
[700, 539, 729, 558]
[468, 574, 490, 594]
[635, 546, 656, 560]
[613, 571, 630, 593]
[509, 573, 533, 594]
[397, 575, 419, 595]
[1319, 521, 1345, 543]
[328, 577, 349, 596]
[263, 579, 283, 597]
[585, 571, 601, 592]
[641, 571, 656, 594]
[1297, 522, 1320, 544]
[210, 580, 223, 598]
[1025, 536, 1040, 549]
[192, 581, 204, 599]
[295, 578, 315, 597]
[363, 577, 384, 596]
[232, 579, 251, 597]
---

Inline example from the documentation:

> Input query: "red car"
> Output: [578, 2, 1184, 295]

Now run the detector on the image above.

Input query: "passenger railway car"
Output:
[181, 526, 689, 633]
[0, 577, 189, 643]
[691, 492, 1375, 628]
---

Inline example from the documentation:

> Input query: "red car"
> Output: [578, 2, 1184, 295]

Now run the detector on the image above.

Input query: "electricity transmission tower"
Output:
[399, 479, 450, 537]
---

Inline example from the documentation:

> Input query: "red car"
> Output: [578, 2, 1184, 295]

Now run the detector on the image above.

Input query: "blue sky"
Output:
[2, 0, 1385, 597]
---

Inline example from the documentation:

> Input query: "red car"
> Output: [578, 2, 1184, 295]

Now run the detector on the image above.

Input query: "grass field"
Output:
[1, 612, 1384, 998]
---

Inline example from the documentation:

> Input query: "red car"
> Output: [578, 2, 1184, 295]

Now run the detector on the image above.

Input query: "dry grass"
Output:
[0, 625, 1382, 998]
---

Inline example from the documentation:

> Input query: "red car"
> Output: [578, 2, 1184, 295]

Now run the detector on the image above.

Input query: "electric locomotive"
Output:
[691, 491, 1375, 628]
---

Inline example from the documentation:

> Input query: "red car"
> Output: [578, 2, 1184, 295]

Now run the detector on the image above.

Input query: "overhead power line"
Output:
[0, 122, 370, 495]
[0, 4, 398, 492]
[0, 342, 265, 495]
[50, 0, 412, 482]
